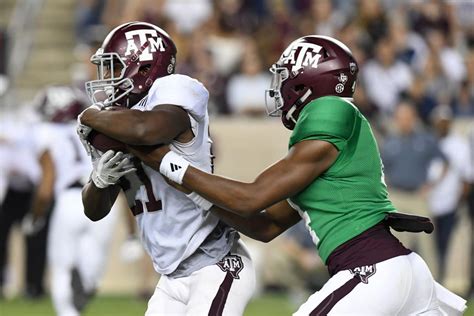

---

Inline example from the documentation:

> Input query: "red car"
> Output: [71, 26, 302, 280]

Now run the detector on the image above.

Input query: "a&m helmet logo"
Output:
[124, 29, 165, 61]
[279, 40, 323, 74]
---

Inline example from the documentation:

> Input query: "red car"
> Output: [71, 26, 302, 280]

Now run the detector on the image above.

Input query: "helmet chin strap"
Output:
[285, 89, 312, 124]
[285, 105, 298, 124]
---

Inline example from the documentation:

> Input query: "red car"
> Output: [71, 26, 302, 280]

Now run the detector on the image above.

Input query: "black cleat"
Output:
[71, 267, 96, 312]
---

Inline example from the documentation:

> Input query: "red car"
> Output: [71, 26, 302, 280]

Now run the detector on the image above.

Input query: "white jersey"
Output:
[33, 122, 91, 195]
[0, 141, 41, 203]
[125, 74, 236, 277]
[0, 120, 41, 192]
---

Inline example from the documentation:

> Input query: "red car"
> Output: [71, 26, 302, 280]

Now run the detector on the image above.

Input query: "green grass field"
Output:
[0, 294, 472, 315]
[0, 294, 295, 316]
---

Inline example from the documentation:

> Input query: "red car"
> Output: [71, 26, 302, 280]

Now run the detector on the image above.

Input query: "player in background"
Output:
[0, 119, 42, 298]
[129, 36, 467, 315]
[427, 105, 472, 283]
[32, 86, 120, 316]
[77, 22, 255, 316]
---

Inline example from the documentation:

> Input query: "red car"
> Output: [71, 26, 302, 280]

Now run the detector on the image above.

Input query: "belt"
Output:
[326, 221, 411, 276]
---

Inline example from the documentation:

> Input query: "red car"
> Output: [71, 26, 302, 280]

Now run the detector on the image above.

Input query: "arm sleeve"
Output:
[289, 97, 357, 151]
[146, 74, 209, 122]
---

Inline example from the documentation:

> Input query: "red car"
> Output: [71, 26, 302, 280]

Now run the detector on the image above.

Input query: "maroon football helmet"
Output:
[35, 86, 88, 123]
[265, 35, 358, 129]
[86, 21, 177, 108]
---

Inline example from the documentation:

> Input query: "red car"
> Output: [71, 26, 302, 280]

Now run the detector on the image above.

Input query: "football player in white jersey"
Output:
[0, 120, 42, 298]
[32, 86, 120, 316]
[77, 22, 255, 316]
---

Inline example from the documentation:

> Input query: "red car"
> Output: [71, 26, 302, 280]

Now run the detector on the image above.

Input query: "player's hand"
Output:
[78, 102, 104, 125]
[91, 150, 136, 188]
[76, 119, 93, 155]
[77, 103, 104, 155]
[90, 146, 103, 162]
[126, 144, 171, 171]
[77, 130, 94, 156]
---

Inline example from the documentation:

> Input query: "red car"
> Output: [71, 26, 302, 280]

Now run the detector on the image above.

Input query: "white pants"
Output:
[48, 188, 118, 316]
[145, 239, 255, 316]
[294, 252, 443, 316]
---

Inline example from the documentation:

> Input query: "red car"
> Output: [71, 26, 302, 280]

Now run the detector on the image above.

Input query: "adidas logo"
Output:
[170, 163, 182, 172]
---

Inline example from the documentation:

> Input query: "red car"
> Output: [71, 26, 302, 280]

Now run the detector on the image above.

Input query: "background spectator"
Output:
[362, 37, 413, 118]
[427, 105, 472, 283]
[381, 102, 445, 265]
[226, 40, 270, 116]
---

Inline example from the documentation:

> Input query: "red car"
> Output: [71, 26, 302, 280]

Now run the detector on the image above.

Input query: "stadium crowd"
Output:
[73, 0, 474, 120]
[0, 0, 473, 309]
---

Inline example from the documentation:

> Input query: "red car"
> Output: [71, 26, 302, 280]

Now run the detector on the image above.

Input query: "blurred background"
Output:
[0, 0, 473, 315]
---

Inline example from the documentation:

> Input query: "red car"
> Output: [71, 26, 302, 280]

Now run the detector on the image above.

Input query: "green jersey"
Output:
[288, 96, 395, 263]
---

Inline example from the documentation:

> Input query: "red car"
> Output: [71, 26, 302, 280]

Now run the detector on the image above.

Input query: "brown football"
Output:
[87, 130, 127, 152]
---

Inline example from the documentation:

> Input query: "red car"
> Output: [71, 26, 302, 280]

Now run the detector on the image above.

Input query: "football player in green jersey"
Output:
[129, 36, 466, 315]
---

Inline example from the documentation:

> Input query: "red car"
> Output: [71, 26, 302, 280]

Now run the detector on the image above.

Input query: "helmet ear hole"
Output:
[139, 65, 151, 76]
[321, 49, 329, 59]
[294, 84, 305, 92]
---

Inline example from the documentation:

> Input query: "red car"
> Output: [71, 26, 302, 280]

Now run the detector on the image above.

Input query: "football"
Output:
[87, 130, 127, 152]
[86, 105, 128, 152]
